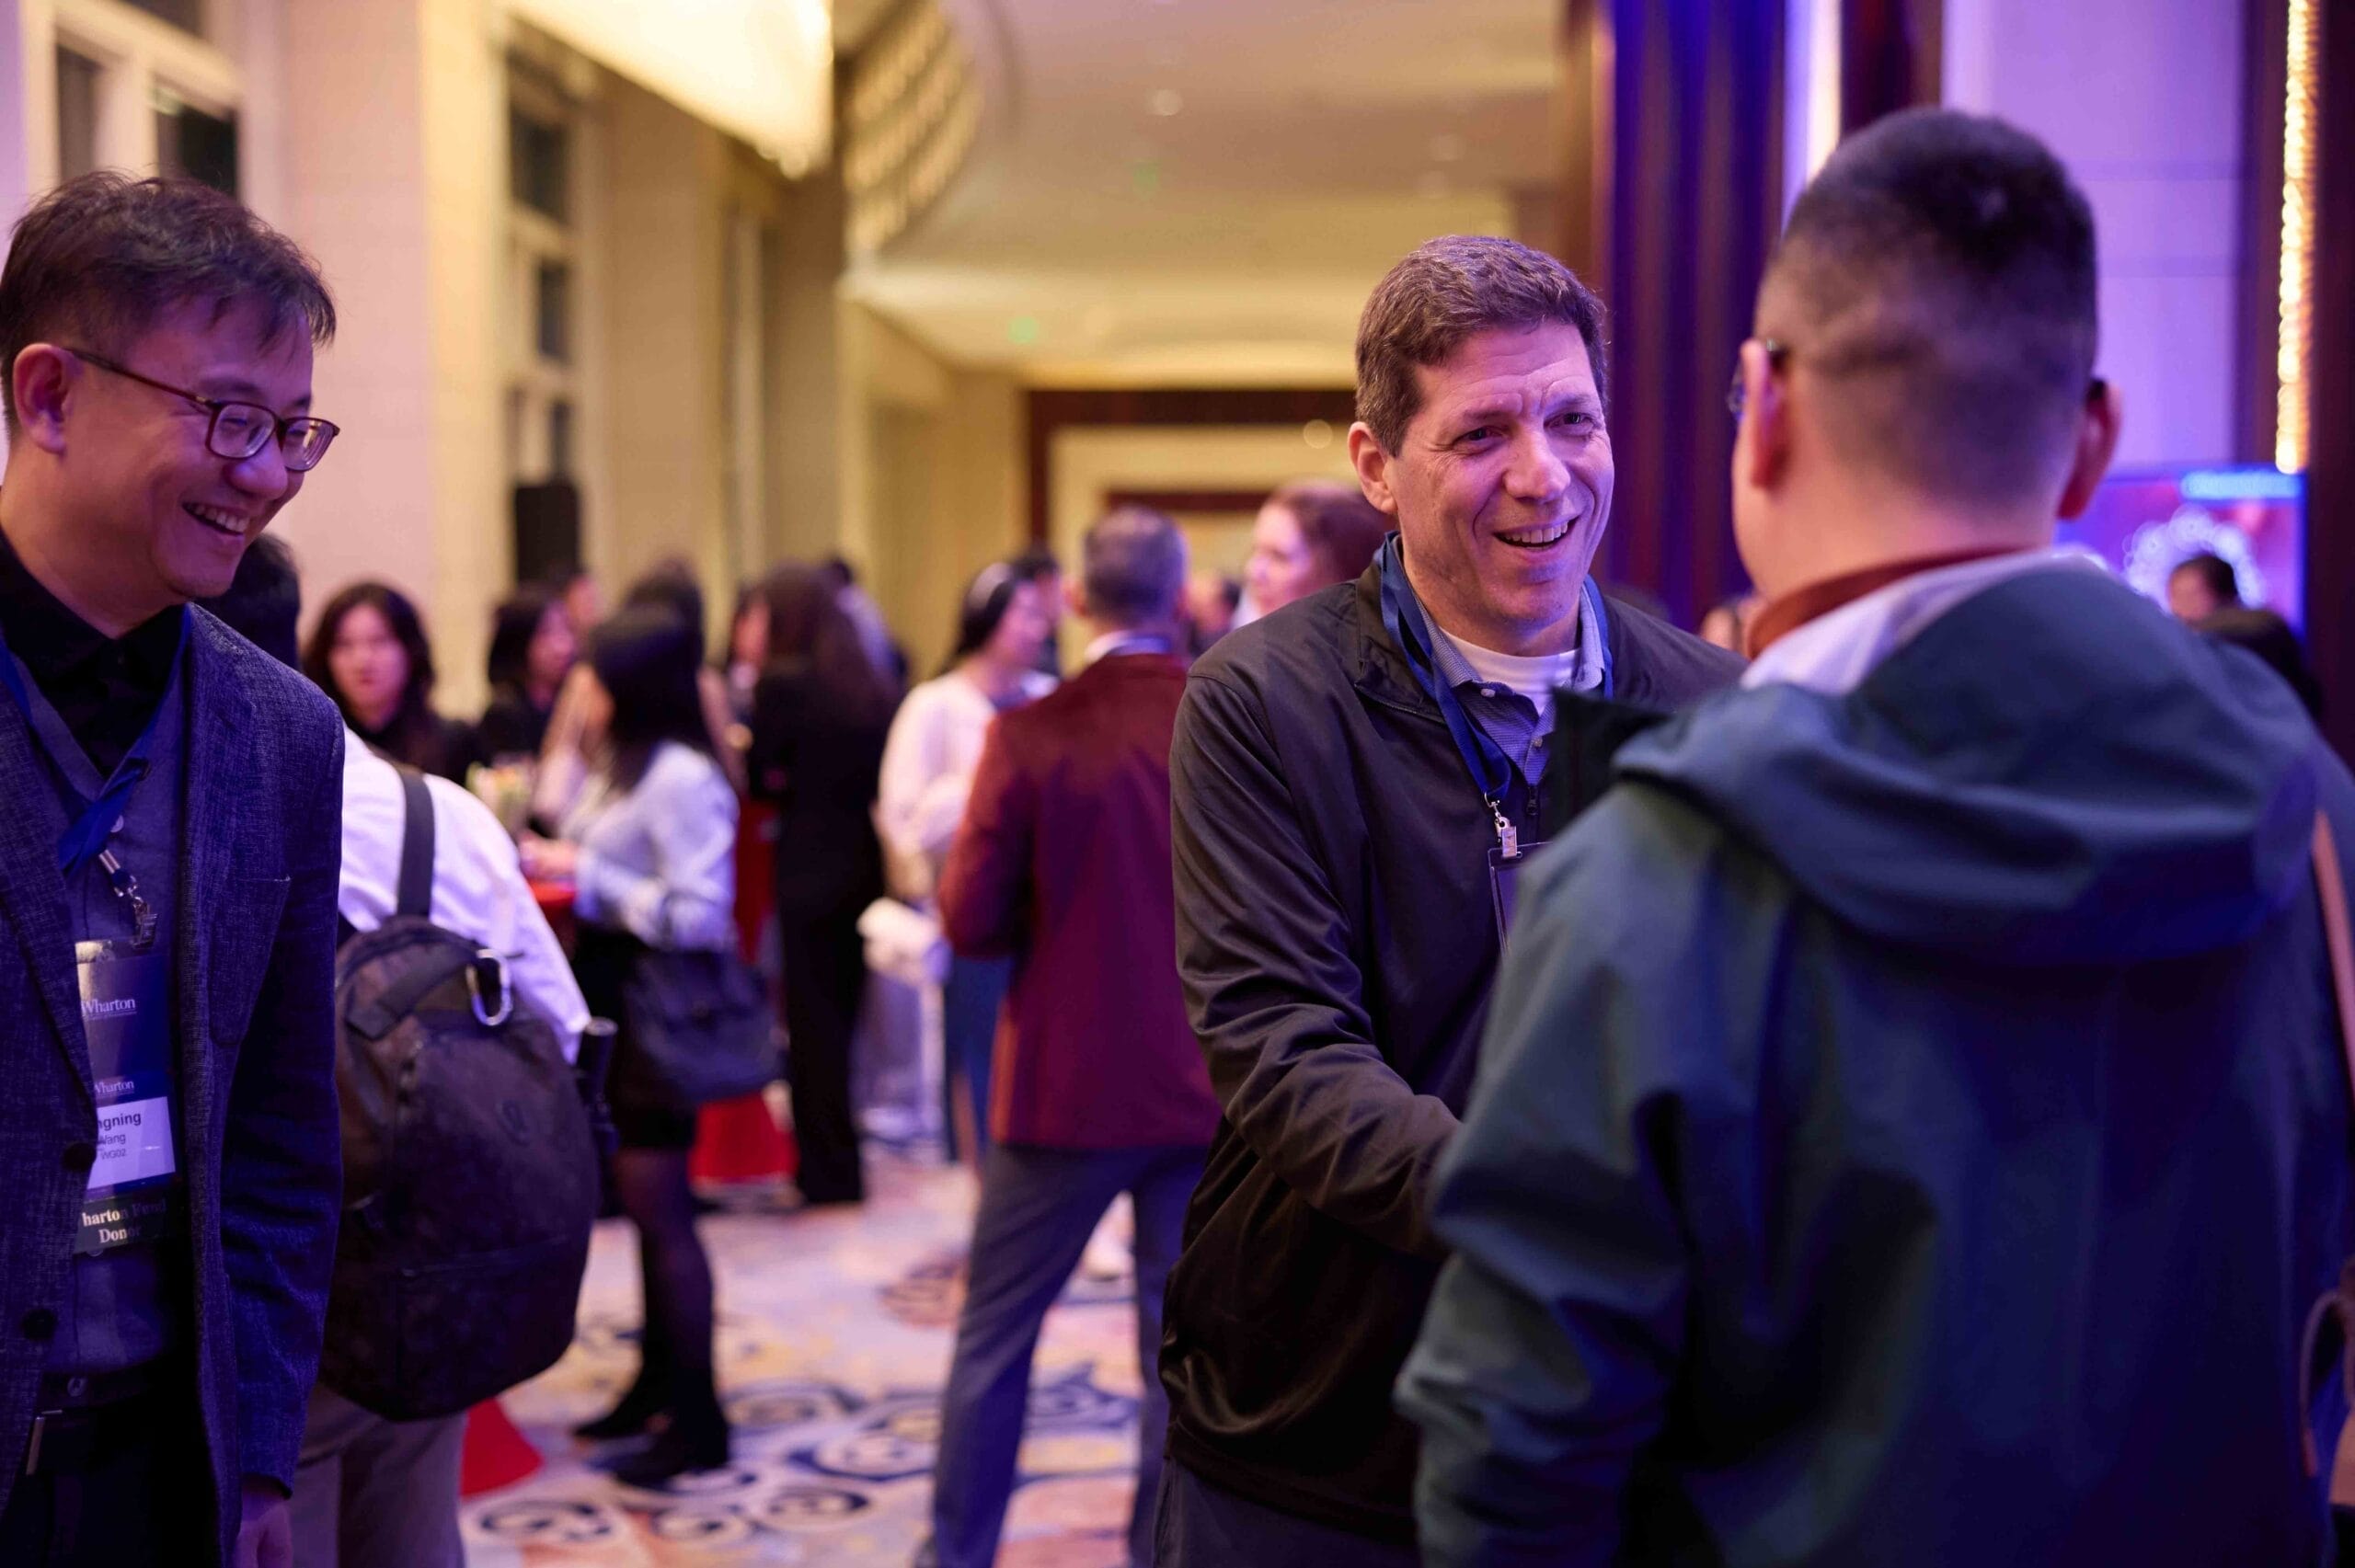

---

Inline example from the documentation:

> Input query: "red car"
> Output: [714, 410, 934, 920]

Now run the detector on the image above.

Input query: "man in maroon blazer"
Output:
[919, 506, 1221, 1568]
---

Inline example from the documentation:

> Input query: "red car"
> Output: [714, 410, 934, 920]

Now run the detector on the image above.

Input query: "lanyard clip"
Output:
[97, 849, 158, 952]
[1487, 796, 1520, 861]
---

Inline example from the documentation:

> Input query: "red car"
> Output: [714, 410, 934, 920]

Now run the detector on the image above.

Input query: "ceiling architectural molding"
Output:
[849, 0, 1561, 385]
[1026, 386, 1359, 541]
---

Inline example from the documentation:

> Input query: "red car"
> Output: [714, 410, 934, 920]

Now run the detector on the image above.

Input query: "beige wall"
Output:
[1047, 422, 1355, 588]
[595, 75, 728, 629]
[270, 0, 509, 713]
[273, 7, 844, 708]
[0, 0, 925, 701]
[768, 157, 844, 567]
[1944, 0, 2246, 466]
[419, 0, 510, 710]
[269, 0, 453, 681]
[841, 302, 1023, 676]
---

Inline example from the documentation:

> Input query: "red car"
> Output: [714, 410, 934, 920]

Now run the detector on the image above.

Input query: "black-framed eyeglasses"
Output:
[1724, 338, 2111, 421]
[67, 348, 339, 472]
[1726, 338, 1790, 421]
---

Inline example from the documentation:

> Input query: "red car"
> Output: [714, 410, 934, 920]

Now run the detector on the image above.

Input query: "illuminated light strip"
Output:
[845, 0, 981, 256]
[2277, 0, 2318, 474]
[1804, 0, 1841, 181]
[2183, 467, 2305, 502]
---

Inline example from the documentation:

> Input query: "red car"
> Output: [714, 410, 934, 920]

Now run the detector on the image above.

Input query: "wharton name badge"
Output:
[1488, 839, 1551, 945]
[74, 940, 183, 1256]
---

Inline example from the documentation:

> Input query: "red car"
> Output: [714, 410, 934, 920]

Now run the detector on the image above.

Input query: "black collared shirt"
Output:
[0, 525, 182, 776]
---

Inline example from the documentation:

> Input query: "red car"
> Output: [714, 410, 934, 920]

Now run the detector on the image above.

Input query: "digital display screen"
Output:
[2057, 466, 2307, 629]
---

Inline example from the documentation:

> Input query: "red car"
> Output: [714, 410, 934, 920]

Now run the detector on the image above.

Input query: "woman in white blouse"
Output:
[522, 604, 737, 1486]
[877, 560, 1058, 1162]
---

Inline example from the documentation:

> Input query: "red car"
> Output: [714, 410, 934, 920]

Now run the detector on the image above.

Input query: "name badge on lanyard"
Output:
[1488, 844, 1536, 942]
[75, 940, 183, 1254]
[0, 612, 190, 1253]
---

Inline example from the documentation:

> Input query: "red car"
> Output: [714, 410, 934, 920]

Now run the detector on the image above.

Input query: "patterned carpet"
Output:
[459, 1150, 1142, 1566]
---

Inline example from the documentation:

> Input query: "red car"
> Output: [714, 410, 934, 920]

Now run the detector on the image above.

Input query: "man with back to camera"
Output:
[0, 174, 347, 1566]
[201, 534, 592, 1568]
[1400, 109, 2355, 1564]
[919, 507, 1220, 1568]
[1155, 235, 1741, 1563]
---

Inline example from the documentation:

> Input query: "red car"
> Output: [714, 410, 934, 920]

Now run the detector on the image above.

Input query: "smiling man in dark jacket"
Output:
[1401, 110, 2355, 1566]
[1155, 236, 1740, 1562]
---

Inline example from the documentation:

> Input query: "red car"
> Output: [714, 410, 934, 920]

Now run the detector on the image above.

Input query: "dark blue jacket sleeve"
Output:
[222, 716, 344, 1489]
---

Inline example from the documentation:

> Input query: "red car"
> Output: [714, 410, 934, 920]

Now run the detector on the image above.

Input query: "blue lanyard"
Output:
[0, 608, 188, 878]
[1374, 535, 1614, 852]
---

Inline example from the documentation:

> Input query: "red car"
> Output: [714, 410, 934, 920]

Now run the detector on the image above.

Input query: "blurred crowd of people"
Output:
[0, 102, 2348, 1568]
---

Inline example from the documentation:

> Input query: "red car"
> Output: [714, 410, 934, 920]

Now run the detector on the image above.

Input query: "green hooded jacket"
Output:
[1402, 567, 2355, 1565]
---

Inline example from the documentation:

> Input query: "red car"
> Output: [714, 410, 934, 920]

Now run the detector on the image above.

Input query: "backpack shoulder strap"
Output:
[2304, 812, 2355, 1481]
[2319, 813, 2355, 1091]
[396, 768, 436, 921]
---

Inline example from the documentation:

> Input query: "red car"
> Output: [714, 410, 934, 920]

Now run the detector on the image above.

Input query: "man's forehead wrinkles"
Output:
[1432, 368, 1601, 418]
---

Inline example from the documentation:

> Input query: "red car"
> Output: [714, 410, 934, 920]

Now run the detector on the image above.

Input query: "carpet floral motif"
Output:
[461, 1153, 1141, 1566]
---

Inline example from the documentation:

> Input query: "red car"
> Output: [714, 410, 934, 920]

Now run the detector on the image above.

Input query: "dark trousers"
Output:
[779, 911, 867, 1203]
[940, 955, 1010, 1162]
[1151, 1460, 1421, 1568]
[0, 1392, 209, 1565]
[927, 1141, 1204, 1568]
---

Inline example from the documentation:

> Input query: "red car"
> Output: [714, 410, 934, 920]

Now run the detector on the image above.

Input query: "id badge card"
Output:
[1488, 841, 1549, 944]
[74, 940, 183, 1256]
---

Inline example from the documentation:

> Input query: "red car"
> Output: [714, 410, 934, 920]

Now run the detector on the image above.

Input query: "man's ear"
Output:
[1737, 338, 1790, 496]
[2056, 378, 2123, 521]
[11, 345, 76, 455]
[1348, 421, 1401, 517]
[1063, 575, 1087, 621]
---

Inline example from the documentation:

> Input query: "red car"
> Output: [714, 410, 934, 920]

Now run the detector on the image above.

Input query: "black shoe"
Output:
[573, 1373, 672, 1442]
[608, 1409, 729, 1487]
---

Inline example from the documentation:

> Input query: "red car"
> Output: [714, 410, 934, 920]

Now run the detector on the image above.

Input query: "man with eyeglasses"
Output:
[1402, 109, 2355, 1564]
[0, 173, 347, 1568]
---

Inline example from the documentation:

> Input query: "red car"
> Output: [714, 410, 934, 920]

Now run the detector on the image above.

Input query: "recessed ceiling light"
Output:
[1301, 419, 1335, 450]
[1149, 88, 1184, 117]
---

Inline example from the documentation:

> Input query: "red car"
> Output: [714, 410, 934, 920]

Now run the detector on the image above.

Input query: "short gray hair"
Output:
[1082, 506, 1186, 626]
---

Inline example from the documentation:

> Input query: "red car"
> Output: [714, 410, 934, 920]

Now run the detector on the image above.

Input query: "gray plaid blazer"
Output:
[0, 606, 344, 1562]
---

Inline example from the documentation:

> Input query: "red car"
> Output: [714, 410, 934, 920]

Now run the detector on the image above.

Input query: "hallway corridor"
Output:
[459, 1151, 1142, 1565]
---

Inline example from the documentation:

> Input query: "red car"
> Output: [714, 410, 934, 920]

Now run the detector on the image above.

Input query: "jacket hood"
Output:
[1616, 568, 2322, 965]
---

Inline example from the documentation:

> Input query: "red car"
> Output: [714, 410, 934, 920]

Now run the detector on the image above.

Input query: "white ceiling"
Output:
[844, 0, 1566, 385]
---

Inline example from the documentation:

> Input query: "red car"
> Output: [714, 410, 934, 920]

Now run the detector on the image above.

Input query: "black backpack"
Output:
[319, 771, 601, 1420]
